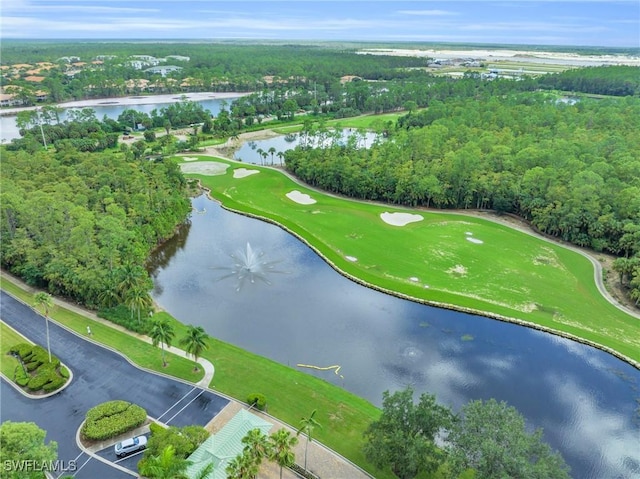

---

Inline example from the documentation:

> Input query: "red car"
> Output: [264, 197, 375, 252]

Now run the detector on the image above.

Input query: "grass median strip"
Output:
[0, 321, 24, 380]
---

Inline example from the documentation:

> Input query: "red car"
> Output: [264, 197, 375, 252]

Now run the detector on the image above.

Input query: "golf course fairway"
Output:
[178, 156, 640, 367]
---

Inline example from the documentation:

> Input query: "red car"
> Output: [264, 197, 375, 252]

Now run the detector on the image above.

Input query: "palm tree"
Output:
[256, 148, 265, 166]
[226, 450, 258, 479]
[268, 146, 276, 165]
[242, 428, 270, 468]
[297, 409, 322, 472]
[268, 429, 298, 479]
[33, 292, 54, 363]
[138, 444, 191, 479]
[124, 285, 152, 323]
[150, 318, 175, 367]
[179, 325, 209, 372]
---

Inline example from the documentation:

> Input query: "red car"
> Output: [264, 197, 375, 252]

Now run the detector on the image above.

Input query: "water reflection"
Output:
[233, 129, 380, 165]
[1, 97, 235, 142]
[149, 195, 640, 479]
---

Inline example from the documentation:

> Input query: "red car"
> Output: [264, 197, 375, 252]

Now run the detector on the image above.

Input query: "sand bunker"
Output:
[466, 237, 484, 244]
[181, 156, 199, 162]
[448, 265, 468, 276]
[345, 256, 358, 262]
[233, 168, 260, 179]
[380, 212, 424, 227]
[180, 161, 229, 176]
[286, 190, 316, 205]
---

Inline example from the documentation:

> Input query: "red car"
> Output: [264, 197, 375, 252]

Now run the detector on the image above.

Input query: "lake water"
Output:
[0, 97, 235, 143]
[233, 130, 380, 165]
[149, 194, 640, 479]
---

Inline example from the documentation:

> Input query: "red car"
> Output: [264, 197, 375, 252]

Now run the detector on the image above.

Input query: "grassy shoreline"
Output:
[181, 156, 639, 368]
[0, 274, 388, 478]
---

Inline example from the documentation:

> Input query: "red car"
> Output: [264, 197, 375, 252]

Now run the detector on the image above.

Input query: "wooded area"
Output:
[0, 148, 190, 308]
[2, 42, 639, 307]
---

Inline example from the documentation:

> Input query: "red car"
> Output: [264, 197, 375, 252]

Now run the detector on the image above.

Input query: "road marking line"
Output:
[156, 386, 197, 421]
[165, 389, 206, 424]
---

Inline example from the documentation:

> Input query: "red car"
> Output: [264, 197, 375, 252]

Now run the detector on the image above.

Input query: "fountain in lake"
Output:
[212, 242, 287, 291]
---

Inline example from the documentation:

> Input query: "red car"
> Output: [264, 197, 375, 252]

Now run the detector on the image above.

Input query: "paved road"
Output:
[0, 291, 229, 479]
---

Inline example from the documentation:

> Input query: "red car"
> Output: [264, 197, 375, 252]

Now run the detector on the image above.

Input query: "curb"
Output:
[0, 319, 74, 399]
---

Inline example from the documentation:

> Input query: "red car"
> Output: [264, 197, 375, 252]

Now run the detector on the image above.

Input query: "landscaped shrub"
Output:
[9, 343, 32, 358]
[43, 377, 65, 392]
[98, 305, 151, 334]
[9, 344, 67, 393]
[85, 400, 131, 422]
[14, 365, 29, 387]
[82, 400, 147, 441]
[247, 393, 267, 411]
[27, 370, 57, 391]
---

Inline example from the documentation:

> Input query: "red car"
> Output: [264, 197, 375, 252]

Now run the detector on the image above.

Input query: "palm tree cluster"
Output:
[98, 262, 153, 324]
[226, 428, 298, 479]
[149, 320, 210, 369]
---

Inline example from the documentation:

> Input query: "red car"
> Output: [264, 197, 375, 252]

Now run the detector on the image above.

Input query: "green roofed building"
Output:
[185, 409, 273, 479]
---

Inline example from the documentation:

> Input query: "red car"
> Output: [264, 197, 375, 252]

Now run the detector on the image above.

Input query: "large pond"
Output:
[149, 194, 640, 479]
[0, 97, 235, 143]
[233, 130, 380, 165]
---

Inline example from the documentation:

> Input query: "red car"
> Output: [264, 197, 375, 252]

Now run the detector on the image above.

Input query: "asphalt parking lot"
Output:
[0, 291, 229, 479]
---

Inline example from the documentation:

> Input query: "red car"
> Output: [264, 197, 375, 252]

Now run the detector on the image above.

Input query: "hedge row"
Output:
[82, 400, 147, 441]
[97, 305, 152, 335]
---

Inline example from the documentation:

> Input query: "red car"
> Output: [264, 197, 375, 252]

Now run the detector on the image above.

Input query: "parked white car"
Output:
[114, 435, 147, 458]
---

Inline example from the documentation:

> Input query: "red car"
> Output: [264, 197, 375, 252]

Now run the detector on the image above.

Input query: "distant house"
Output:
[24, 76, 46, 83]
[125, 78, 150, 93]
[340, 75, 363, 84]
[0, 93, 20, 107]
[166, 55, 190, 62]
[57, 56, 80, 63]
[144, 65, 183, 77]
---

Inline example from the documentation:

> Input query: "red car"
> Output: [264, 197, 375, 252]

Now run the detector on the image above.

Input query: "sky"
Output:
[1, 0, 639, 47]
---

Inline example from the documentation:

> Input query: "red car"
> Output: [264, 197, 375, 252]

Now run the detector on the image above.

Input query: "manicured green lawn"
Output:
[272, 112, 405, 135]
[0, 321, 24, 379]
[153, 313, 385, 477]
[179, 156, 639, 365]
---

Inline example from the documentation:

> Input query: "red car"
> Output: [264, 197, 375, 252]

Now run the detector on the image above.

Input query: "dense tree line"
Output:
[0, 146, 191, 308]
[285, 93, 640, 303]
[538, 66, 640, 96]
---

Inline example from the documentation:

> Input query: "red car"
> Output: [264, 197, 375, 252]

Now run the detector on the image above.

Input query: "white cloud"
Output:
[397, 9, 459, 16]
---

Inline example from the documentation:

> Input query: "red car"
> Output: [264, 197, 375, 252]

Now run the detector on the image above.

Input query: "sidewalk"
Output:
[0, 270, 374, 479]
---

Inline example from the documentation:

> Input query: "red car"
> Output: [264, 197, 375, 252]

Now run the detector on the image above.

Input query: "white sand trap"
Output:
[465, 231, 473, 236]
[466, 237, 484, 244]
[181, 156, 199, 162]
[409, 277, 419, 282]
[286, 190, 316, 205]
[180, 161, 229, 176]
[345, 256, 358, 262]
[380, 212, 423, 227]
[233, 168, 260, 179]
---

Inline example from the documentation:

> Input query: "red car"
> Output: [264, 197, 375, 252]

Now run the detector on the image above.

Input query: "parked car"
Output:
[114, 435, 147, 458]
